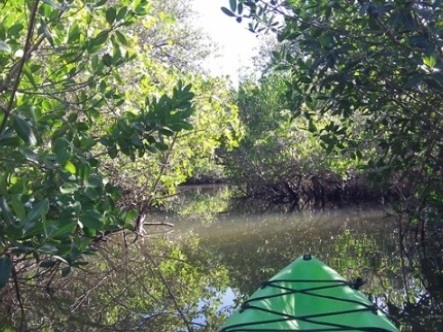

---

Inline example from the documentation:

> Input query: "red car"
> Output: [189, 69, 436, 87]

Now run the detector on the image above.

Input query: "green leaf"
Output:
[108, 145, 118, 159]
[81, 209, 103, 229]
[423, 54, 437, 68]
[115, 31, 128, 46]
[39, 20, 54, 47]
[78, 163, 91, 182]
[0, 197, 15, 226]
[11, 196, 26, 220]
[52, 137, 71, 156]
[37, 245, 58, 254]
[10, 243, 35, 254]
[85, 175, 102, 189]
[7, 24, 24, 36]
[238, 3, 243, 15]
[0, 129, 20, 147]
[53, 255, 68, 264]
[4, 224, 22, 241]
[124, 209, 138, 224]
[106, 7, 117, 25]
[51, 220, 76, 238]
[68, 24, 81, 43]
[84, 187, 99, 200]
[103, 53, 112, 66]
[12, 114, 37, 146]
[159, 128, 174, 136]
[60, 182, 79, 194]
[116, 6, 128, 21]
[88, 32, 108, 53]
[308, 120, 317, 132]
[22, 221, 44, 239]
[42, 0, 63, 10]
[63, 161, 76, 174]
[53, 137, 72, 165]
[0, 256, 12, 288]
[23, 65, 38, 88]
[221, 7, 236, 17]
[146, 145, 157, 153]
[229, 0, 237, 12]
[181, 122, 193, 131]
[155, 142, 169, 151]
[26, 200, 49, 223]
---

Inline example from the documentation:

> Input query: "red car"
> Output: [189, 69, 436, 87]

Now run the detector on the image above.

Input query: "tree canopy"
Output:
[224, 0, 443, 232]
[0, 0, 242, 295]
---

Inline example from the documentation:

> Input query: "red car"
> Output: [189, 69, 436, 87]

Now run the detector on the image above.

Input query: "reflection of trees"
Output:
[0, 236, 230, 331]
[174, 185, 231, 225]
[191, 211, 441, 330]
[392, 225, 443, 330]
[195, 212, 392, 291]
[2, 206, 442, 330]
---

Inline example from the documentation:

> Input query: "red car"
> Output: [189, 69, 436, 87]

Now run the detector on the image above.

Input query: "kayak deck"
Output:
[219, 254, 399, 331]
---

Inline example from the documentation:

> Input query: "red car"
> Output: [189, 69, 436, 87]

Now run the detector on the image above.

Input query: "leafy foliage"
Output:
[224, 72, 369, 210]
[225, 1, 443, 232]
[105, 75, 243, 217]
[0, 0, 238, 294]
[137, 0, 212, 72]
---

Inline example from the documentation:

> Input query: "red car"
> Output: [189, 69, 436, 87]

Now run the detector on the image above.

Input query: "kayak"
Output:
[219, 254, 399, 331]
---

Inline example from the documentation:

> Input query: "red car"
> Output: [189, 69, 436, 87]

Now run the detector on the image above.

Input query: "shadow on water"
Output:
[1, 185, 443, 331]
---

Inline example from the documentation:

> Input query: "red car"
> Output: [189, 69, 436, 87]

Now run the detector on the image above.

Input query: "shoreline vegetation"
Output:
[184, 172, 398, 212]
[1, 0, 443, 330]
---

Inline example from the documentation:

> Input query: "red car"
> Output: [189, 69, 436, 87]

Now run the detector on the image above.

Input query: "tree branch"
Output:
[11, 259, 25, 331]
[145, 251, 194, 332]
[0, 0, 40, 135]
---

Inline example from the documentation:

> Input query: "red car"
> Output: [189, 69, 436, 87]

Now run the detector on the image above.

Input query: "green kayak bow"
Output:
[219, 254, 399, 331]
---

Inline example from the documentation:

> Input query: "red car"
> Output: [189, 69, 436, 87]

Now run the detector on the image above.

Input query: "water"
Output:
[2, 187, 443, 331]
[176, 207, 442, 331]
[179, 208, 400, 299]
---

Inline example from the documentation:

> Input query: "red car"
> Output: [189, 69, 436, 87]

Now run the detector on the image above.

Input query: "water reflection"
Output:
[1, 194, 442, 330]
[176, 208, 442, 331]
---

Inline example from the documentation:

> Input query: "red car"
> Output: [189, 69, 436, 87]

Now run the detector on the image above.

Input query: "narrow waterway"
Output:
[2, 186, 442, 331]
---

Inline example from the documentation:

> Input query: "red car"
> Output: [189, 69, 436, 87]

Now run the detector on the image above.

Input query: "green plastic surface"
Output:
[219, 255, 399, 331]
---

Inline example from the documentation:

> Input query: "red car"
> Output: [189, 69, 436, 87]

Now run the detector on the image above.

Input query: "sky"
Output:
[191, 0, 262, 85]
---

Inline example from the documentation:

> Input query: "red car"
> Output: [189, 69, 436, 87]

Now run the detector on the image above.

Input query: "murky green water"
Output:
[2, 186, 442, 331]
[176, 205, 442, 331]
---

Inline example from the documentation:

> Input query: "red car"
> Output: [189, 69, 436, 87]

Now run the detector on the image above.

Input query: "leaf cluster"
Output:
[226, 1, 443, 226]
[0, 0, 230, 295]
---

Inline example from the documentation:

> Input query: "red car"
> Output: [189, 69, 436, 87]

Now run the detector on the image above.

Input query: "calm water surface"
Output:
[4, 187, 442, 331]
[169, 203, 441, 331]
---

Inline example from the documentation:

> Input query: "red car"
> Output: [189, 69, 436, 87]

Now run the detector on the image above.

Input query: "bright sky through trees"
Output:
[191, 0, 261, 85]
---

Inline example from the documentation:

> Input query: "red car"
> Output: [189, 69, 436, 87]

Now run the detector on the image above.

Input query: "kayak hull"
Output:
[219, 255, 399, 331]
